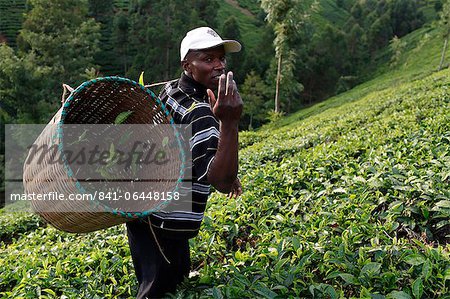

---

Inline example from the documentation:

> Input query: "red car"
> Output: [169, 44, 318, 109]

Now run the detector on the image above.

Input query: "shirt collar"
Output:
[179, 73, 209, 101]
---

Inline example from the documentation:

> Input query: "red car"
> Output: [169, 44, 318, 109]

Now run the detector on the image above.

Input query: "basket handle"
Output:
[61, 83, 74, 105]
[144, 79, 176, 88]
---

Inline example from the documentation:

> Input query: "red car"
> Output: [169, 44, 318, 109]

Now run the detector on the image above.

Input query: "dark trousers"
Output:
[126, 220, 191, 299]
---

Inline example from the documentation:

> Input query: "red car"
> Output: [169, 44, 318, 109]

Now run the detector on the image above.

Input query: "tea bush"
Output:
[1, 70, 449, 298]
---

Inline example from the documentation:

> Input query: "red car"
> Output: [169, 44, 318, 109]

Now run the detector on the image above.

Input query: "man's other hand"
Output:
[228, 177, 243, 199]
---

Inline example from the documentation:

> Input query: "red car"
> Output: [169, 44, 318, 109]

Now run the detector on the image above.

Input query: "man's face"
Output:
[183, 46, 226, 90]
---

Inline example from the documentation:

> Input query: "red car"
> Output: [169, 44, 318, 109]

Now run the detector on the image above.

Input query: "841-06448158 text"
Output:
[9, 191, 180, 202]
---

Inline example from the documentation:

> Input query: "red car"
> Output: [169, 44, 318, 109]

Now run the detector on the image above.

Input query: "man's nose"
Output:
[214, 58, 226, 70]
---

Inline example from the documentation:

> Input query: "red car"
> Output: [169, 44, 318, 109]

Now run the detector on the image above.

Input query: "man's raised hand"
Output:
[207, 71, 243, 124]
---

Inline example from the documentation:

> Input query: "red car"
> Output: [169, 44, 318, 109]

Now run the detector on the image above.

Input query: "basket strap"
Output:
[147, 216, 171, 264]
[61, 83, 75, 105]
[144, 79, 177, 88]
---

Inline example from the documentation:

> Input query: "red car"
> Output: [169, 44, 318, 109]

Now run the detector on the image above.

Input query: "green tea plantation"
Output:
[1, 68, 450, 298]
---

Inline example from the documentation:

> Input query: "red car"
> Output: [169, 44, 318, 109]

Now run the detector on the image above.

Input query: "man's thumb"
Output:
[207, 89, 216, 109]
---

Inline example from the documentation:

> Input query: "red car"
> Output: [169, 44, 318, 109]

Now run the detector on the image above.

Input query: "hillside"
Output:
[1, 65, 448, 299]
[1, 16, 450, 297]
[266, 22, 443, 130]
[217, 0, 265, 53]
[0, 0, 27, 47]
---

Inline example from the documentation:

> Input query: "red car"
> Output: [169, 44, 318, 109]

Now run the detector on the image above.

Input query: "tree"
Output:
[435, 0, 444, 12]
[347, 22, 368, 70]
[126, 0, 219, 83]
[192, 0, 219, 29]
[222, 17, 246, 83]
[88, 0, 118, 75]
[242, 25, 275, 81]
[302, 25, 350, 102]
[368, 13, 393, 53]
[18, 0, 101, 87]
[0, 0, 101, 123]
[350, 2, 363, 20]
[261, 0, 317, 113]
[113, 12, 130, 75]
[390, 0, 424, 37]
[438, 0, 450, 70]
[240, 71, 271, 129]
[0, 44, 57, 123]
[389, 35, 406, 68]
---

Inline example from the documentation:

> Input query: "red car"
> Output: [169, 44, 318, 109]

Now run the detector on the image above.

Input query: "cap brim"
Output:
[222, 40, 242, 53]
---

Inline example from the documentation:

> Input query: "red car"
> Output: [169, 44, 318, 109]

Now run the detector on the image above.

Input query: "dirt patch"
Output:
[224, 0, 254, 17]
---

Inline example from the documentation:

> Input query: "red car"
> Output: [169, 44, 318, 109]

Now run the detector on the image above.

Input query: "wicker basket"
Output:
[23, 77, 184, 233]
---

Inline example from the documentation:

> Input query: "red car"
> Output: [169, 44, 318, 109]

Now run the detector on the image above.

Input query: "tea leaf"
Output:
[387, 291, 411, 299]
[162, 137, 169, 147]
[339, 273, 358, 284]
[115, 111, 133, 124]
[139, 71, 145, 86]
[412, 278, 423, 299]
[422, 260, 432, 281]
[361, 262, 382, 276]
[404, 254, 426, 266]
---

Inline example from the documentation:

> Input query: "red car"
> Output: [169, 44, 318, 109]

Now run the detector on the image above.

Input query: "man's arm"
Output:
[206, 72, 243, 193]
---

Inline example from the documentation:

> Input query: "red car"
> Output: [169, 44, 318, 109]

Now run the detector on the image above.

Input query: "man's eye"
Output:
[205, 57, 213, 62]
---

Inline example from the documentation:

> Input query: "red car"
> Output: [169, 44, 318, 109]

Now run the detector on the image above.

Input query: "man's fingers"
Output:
[207, 89, 216, 108]
[226, 72, 233, 96]
[218, 74, 226, 99]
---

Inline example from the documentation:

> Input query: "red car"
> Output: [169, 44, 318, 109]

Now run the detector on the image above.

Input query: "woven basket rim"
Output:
[53, 76, 187, 219]
[60, 76, 171, 124]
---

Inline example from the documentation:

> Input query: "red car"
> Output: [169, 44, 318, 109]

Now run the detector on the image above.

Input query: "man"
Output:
[126, 27, 243, 298]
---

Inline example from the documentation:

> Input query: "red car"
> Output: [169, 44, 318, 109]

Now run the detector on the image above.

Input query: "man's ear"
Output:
[182, 60, 190, 74]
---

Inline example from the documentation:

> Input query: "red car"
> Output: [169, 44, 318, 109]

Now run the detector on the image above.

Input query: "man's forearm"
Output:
[207, 121, 239, 193]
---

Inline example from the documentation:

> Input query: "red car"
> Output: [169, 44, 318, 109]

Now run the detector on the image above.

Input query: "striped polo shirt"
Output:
[148, 73, 219, 239]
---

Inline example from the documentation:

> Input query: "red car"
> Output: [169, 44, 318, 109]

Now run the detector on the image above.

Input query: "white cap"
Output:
[180, 27, 242, 61]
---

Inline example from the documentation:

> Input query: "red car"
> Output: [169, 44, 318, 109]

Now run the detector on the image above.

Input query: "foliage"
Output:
[235, 0, 263, 16]
[258, 0, 428, 108]
[88, 1, 121, 75]
[0, 0, 27, 48]
[124, 0, 219, 83]
[261, 0, 317, 112]
[0, 3, 449, 297]
[0, 0, 434, 111]
[0, 225, 136, 298]
[1, 66, 449, 299]
[439, 0, 450, 37]
[438, 0, 450, 70]
[222, 16, 246, 83]
[0, 109, 10, 205]
[0, 0, 101, 124]
[18, 0, 101, 88]
[0, 211, 44, 245]
[183, 68, 450, 298]
[0, 44, 54, 123]
[390, 36, 407, 68]
[240, 71, 271, 130]
[216, 0, 267, 51]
